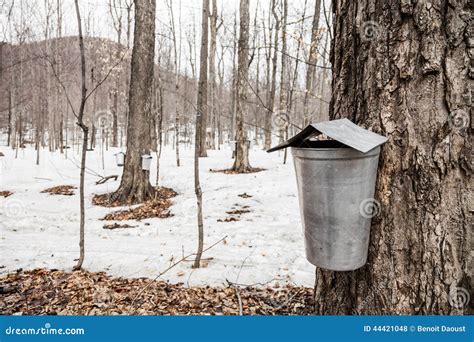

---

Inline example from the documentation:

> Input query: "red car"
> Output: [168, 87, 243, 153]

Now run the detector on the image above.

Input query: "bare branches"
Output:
[84, 51, 126, 103]
[131, 235, 227, 311]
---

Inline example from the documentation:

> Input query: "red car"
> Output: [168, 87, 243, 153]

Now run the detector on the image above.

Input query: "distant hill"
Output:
[0, 36, 195, 145]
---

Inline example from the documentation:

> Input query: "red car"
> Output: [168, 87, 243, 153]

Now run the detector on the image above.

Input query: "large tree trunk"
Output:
[314, 0, 472, 315]
[231, 0, 253, 172]
[114, 0, 156, 204]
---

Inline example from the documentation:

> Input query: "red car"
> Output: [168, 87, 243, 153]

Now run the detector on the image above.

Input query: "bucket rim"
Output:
[291, 145, 381, 154]
[292, 146, 351, 151]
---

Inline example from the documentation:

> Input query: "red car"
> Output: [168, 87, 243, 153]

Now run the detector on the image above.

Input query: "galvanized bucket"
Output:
[292, 143, 381, 271]
[268, 119, 388, 271]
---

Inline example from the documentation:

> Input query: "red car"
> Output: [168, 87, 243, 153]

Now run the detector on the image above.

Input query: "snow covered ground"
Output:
[0, 143, 314, 287]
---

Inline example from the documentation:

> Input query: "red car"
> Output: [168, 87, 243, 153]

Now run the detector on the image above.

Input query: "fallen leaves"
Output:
[102, 199, 173, 221]
[41, 185, 76, 196]
[93, 187, 177, 208]
[217, 217, 239, 222]
[102, 223, 137, 230]
[0, 191, 13, 198]
[0, 269, 314, 315]
[238, 193, 253, 198]
[226, 207, 251, 215]
[210, 168, 265, 174]
[93, 187, 178, 221]
[218, 204, 251, 223]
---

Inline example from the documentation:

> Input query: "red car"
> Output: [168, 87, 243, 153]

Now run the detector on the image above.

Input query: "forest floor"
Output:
[0, 268, 314, 315]
[0, 143, 313, 288]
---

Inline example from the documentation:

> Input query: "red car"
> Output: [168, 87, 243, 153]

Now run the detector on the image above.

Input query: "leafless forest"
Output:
[0, 0, 472, 316]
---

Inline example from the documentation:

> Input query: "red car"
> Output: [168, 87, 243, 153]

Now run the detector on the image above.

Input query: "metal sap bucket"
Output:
[268, 119, 388, 271]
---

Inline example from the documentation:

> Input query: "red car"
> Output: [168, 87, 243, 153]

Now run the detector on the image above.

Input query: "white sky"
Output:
[1, 0, 331, 81]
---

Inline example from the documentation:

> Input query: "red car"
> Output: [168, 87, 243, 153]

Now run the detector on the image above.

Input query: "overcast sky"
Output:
[1, 0, 331, 80]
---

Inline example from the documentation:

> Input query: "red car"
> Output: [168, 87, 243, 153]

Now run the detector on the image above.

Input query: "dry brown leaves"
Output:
[0, 190, 13, 198]
[41, 185, 76, 196]
[210, 168, 265, 174]
[217, 217, 239, 222]
[95, 187, 178, 221]
[102, 200, 173, 221]
[93, 187, 177, 208]
[218, 205, 251, 223]
[226, 208, 251, 215]
[103, 223, 137, 230]
[0, 269, 314, 315]
[238, 193, 253, 198]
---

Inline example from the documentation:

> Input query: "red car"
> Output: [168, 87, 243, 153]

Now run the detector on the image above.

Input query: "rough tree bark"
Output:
[314, 0, 472, 315]
[113, 0, 156, 204]
[231, 0, 253, 172]
[193, 0, 209, 268]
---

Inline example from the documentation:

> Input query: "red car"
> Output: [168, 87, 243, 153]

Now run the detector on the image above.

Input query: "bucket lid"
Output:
[267, 118, 388, 154]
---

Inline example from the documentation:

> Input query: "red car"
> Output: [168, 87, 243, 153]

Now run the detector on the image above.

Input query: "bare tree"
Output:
[277, 0, 288, 144]
[154, 54, 164, 188]
[229, 13, 238, 146]
[302, 0, 321, 125]
[108, 0, 125, 147]
[197, 0, 208, 158]
[283, 0, 307, 164]
[113, 0, 156, 204]
[72, 0, 89, 271]
[264, 0, 280, 150]
[193, 0, 209, 268]
[231, 0, 253, 173]
[208, 0, 218, 150]
[167, 0, 182, 166]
